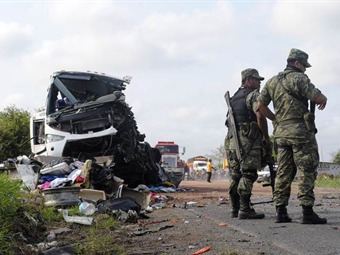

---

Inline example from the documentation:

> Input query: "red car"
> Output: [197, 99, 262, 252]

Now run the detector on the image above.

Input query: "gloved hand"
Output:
[261, 139, 273, 167]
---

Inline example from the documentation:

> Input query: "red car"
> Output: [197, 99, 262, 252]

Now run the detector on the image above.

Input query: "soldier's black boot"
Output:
[275, 205, 292, 223]
[301, 206, 327, 224]
[230, 193, 240, 218]
[238, 195, 265, 219]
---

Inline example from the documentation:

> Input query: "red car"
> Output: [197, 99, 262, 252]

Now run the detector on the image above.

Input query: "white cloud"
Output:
[269, 2, 340, 88]
[140, 2, 235, 63]
[271, 2, 340, 38]
[0, 21, 32, 57]
[48, 1, 132, 34]
[0, 94, 26, 110]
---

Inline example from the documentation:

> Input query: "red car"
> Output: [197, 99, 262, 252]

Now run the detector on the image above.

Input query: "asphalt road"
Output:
[126, 179, 340, 255]
[185, 180, 340, 255]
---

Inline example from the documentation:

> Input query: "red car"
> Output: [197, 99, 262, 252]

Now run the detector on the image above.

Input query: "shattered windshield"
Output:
[46, 72, 127, 114]
[60, 77, 121, 102]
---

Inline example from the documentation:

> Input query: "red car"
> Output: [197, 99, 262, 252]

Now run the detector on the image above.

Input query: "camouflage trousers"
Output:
[274, 138, 319, 207]
[226, 146, 261, 197]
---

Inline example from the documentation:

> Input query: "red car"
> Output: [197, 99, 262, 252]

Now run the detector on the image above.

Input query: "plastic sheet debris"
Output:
[15, 163, 40, 190]
[40, 162, 72, 175]
[59, 209, 93, 225]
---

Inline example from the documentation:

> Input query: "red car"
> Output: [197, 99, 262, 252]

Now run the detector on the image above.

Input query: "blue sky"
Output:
[0, 1, 339, 162]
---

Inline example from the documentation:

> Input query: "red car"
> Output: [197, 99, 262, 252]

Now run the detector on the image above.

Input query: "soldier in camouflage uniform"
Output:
[225, 68, 270, 219]
[258, 48, 328, 224]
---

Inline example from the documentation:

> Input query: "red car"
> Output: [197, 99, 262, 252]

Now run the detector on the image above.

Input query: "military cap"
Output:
[241, 68, 264, 81]
[287, 48, 311, 68]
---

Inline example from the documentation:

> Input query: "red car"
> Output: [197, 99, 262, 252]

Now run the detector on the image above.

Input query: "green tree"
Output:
[0, 105, 31, 160]
[332, 150, 340, 164]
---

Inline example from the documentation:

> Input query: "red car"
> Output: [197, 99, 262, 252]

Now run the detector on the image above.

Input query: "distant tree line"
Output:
[0, 105, 31, 160]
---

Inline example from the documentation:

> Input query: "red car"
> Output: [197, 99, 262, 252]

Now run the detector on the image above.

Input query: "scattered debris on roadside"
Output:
[0, 153, 195, 254]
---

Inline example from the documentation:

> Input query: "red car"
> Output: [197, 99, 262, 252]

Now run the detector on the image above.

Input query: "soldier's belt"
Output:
[278, 118, 303, 126]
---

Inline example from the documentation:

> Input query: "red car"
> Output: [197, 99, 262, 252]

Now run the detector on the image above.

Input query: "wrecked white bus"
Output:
[30, 71, 159, 187]
[30, 71, 134, 158]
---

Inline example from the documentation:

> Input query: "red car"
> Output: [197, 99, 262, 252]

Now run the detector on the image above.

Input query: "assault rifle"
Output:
[261, 138, 276, 191]
[224, 91, 242, 162]
[310, 100, 318, 134]
[250, 200, 274, 206]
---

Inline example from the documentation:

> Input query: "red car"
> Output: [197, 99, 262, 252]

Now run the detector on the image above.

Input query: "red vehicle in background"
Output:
[155, 141, 186, 187]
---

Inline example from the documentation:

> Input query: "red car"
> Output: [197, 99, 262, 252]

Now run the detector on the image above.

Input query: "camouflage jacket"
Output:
[258, 67, 322, 142]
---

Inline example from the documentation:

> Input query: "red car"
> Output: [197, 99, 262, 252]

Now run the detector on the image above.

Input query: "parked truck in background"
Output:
[155, 141, 185, 187]
[186, 156, 208, 180]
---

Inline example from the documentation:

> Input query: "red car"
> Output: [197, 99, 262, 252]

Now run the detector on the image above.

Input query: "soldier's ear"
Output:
[293, 60, 300, 67]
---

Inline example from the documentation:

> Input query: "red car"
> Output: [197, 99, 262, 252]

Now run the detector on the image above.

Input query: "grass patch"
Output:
[315, 175, 340, 188]
[0, 173, 127, 255]
[0, 173, 23, 222]
[76, 214, 125, 255]
[0, 173, 25, 255]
